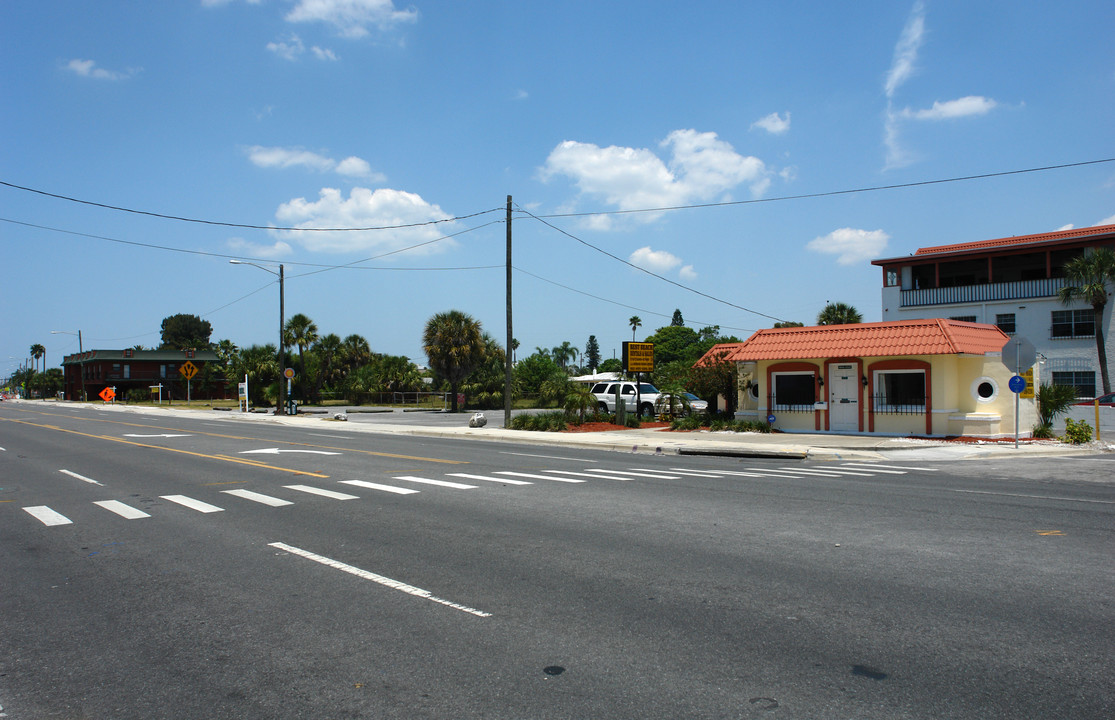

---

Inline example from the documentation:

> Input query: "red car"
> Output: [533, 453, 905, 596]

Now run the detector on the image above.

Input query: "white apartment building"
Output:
[872, 224, 1115, 399]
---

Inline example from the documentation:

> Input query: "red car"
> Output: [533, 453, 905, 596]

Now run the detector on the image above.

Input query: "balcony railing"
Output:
[900, 277, 1066, 307]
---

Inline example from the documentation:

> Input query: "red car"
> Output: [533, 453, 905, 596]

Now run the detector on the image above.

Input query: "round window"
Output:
[970, 376, 999, 403]
[750, 383, 760, 399]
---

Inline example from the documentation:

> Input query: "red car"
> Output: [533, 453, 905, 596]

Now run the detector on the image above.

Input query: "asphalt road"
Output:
[2, 403, 1112, 719]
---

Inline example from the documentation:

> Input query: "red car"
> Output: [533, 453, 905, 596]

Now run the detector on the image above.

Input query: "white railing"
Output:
[901, 277, 1066, 307]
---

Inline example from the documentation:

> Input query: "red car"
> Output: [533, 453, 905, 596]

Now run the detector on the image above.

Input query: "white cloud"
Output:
[65, 58, 139, 81]
[899, 96, 998, 120]
[246, 145, 383, 180]
[286, 0, 419, 38]
[272, 187, 456, 255]
[679, 265, 698, 281]
[806, 228, 891, 266]
[1055, 224, 1075, 231]
[226, 237, 292, 259]
[750, 112, 791, 135]
[629, 246, 682, 273]
[884, 1, 925, 99]
[312, 46, 339, 61]
[267, 34, 305, 61]
[1095, 214, 1115, 227]
[540, 129, 770, 223]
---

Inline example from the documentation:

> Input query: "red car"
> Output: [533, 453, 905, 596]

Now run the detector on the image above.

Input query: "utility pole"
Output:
[504, 195, 513, 427]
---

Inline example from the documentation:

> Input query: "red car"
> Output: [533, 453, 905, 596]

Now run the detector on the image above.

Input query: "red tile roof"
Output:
[696, 319, 1010, 363]
[872, 223, 1115, 265]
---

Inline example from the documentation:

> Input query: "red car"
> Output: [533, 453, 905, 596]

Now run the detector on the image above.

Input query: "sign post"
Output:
[622, 342, 655, 416]
[283, 367, 296, 415]
[179, 361, 199, 404]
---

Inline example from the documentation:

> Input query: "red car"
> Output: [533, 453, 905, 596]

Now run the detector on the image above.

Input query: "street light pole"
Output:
[230, 260, 286, 415]
[51, 329, 85, 401]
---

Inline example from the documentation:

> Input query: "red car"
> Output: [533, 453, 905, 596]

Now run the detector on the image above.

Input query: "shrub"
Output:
[509, 411, 567, 432]
[1063, 418, 1092, 444]
[1036, 383, 1078, 428]
[1031, 423, 1055, 439]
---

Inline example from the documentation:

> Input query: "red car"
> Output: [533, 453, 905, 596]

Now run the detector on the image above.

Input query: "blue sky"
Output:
[3, 0, 1113, 376]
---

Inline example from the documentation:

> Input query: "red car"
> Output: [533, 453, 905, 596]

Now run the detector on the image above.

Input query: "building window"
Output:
[949, 315, 977, 323]
[1051, 309, 1095, 339]
[995, 313, 1016, 334]
[885, 268, 899, 287]
[971, 376, 999, 403]
[1052, 371, 1095, 399]
[771, 373, 815, 411]
[874, 370, 926, 413]
[123, 364, 130, 379]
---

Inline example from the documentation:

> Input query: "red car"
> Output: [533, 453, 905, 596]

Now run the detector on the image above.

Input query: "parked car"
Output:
[1074, 392, 1115, 406]
[589, 381, 662, 416]
[683, 392, 708, 413]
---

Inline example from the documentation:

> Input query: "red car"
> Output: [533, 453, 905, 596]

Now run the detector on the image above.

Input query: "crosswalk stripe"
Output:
[780, 467, 875, 477]
[393, 476, 478, 490]
[841, 463, 929, 472]
[284, 485, 360, 500]
[23, 506, 73, 526]
[340, 480, 420, 495]
[739, 468, 807, 477]
[664, 469, 726, 477]
[495, 471, 585, 483]
[93, 500, 151, 519]
[221, 489, 294, 507]
[702, 469, 777, 478]
[581, 469, 679, 479]
[837, 464, 908, 474]
[546, 470, 635, 481]
[448, 473, 532, 486]
[160, 495, 225, 513]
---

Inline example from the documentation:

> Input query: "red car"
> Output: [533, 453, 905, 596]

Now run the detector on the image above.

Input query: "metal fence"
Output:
[871, 395, 926, 415]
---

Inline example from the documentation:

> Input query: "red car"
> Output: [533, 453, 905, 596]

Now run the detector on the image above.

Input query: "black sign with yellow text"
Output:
[623, 342, 654, 373]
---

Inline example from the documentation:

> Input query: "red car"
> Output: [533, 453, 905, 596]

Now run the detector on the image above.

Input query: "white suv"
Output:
[589, 381, 662, 416]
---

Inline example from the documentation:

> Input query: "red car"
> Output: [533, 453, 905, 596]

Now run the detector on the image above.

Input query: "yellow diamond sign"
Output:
[179, 360, 199, 380]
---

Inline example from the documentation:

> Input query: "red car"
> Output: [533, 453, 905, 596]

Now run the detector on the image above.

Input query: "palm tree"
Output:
[629, 316, 642, 341]
[816, 302, 863, 325]
[551, 341, 576, 369]
[422, 310, 484, 413]
[341, 334, 372, 371]
[30, 343, 45, 373]
[228, 344, 279, 407]
[311, 333, 343, 402]
[284, 313, 319, 396]
[1058, 247, 1115, 395]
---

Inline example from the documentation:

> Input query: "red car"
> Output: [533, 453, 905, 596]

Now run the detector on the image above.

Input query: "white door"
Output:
[828, 364, 859, 432]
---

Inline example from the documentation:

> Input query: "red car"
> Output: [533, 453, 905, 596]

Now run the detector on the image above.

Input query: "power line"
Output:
[513, 265, 756, 334]
[514, 204, 788, 323]
[528, 158, 1115, 219]
[0, 179, 503, 231]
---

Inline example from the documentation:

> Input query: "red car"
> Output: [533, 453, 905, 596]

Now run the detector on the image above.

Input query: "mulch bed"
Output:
[563, 421, 671, 433]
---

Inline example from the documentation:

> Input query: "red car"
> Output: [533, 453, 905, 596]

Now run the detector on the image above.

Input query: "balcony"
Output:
[900, 277, 1067, 308]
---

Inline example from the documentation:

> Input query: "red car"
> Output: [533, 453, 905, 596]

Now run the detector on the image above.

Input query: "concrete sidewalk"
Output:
[26, 400, 1111, 462]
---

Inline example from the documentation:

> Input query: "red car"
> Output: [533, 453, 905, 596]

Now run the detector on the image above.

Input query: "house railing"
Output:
[871, 395, 926, 414]
[900, 277, 1066, 307]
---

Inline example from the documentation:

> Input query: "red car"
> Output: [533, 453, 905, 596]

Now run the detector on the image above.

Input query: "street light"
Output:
[51, 329, 85, 401]
[229, 260, 286, 415]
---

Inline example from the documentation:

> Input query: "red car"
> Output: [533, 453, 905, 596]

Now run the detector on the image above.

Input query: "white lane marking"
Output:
[717, 469, 796, 478]
[499, 451, 597, 462]
[948, 489, 1115, 505]
[306, 433, 352, 440]
[841, 463, 935, 472]
[160, 495, 225, 513]
[284, 485, 360, 500]
[240, 448, 341, 455]
[339, 480, 420, 495]
[579, 469, 678, 479]
[448, 473, 532, 486]
[393, 476, 478, 490]
[0, 446, 6, 451]
[94, 500, 151, 519]
[739, 468, 808, 476]
[124, 434, 191, 438]
[836, 464, 908, 475]
[23, 506, 73, 526]
[221, 489, 294, 507]
[269, 542, 492, 618]
[495, 471, 585, 483]
[777, 467, 872, 477]
[545, 470, 637, 481]
[664, 469, 727, 477]
[60, 469, 103, 486]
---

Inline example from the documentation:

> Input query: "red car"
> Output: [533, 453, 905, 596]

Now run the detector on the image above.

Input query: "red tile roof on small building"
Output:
[695, 319, 1010, 363]
[871, 223, 1115, 265]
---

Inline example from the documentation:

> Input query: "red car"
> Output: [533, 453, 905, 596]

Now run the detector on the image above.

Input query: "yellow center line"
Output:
[2, 418, 329, 478]
[2, 408, 467, 464]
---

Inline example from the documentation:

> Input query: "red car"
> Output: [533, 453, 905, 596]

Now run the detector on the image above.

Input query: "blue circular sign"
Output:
[1008, 375, 1026, 393]
[767, 414, 776, 424]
